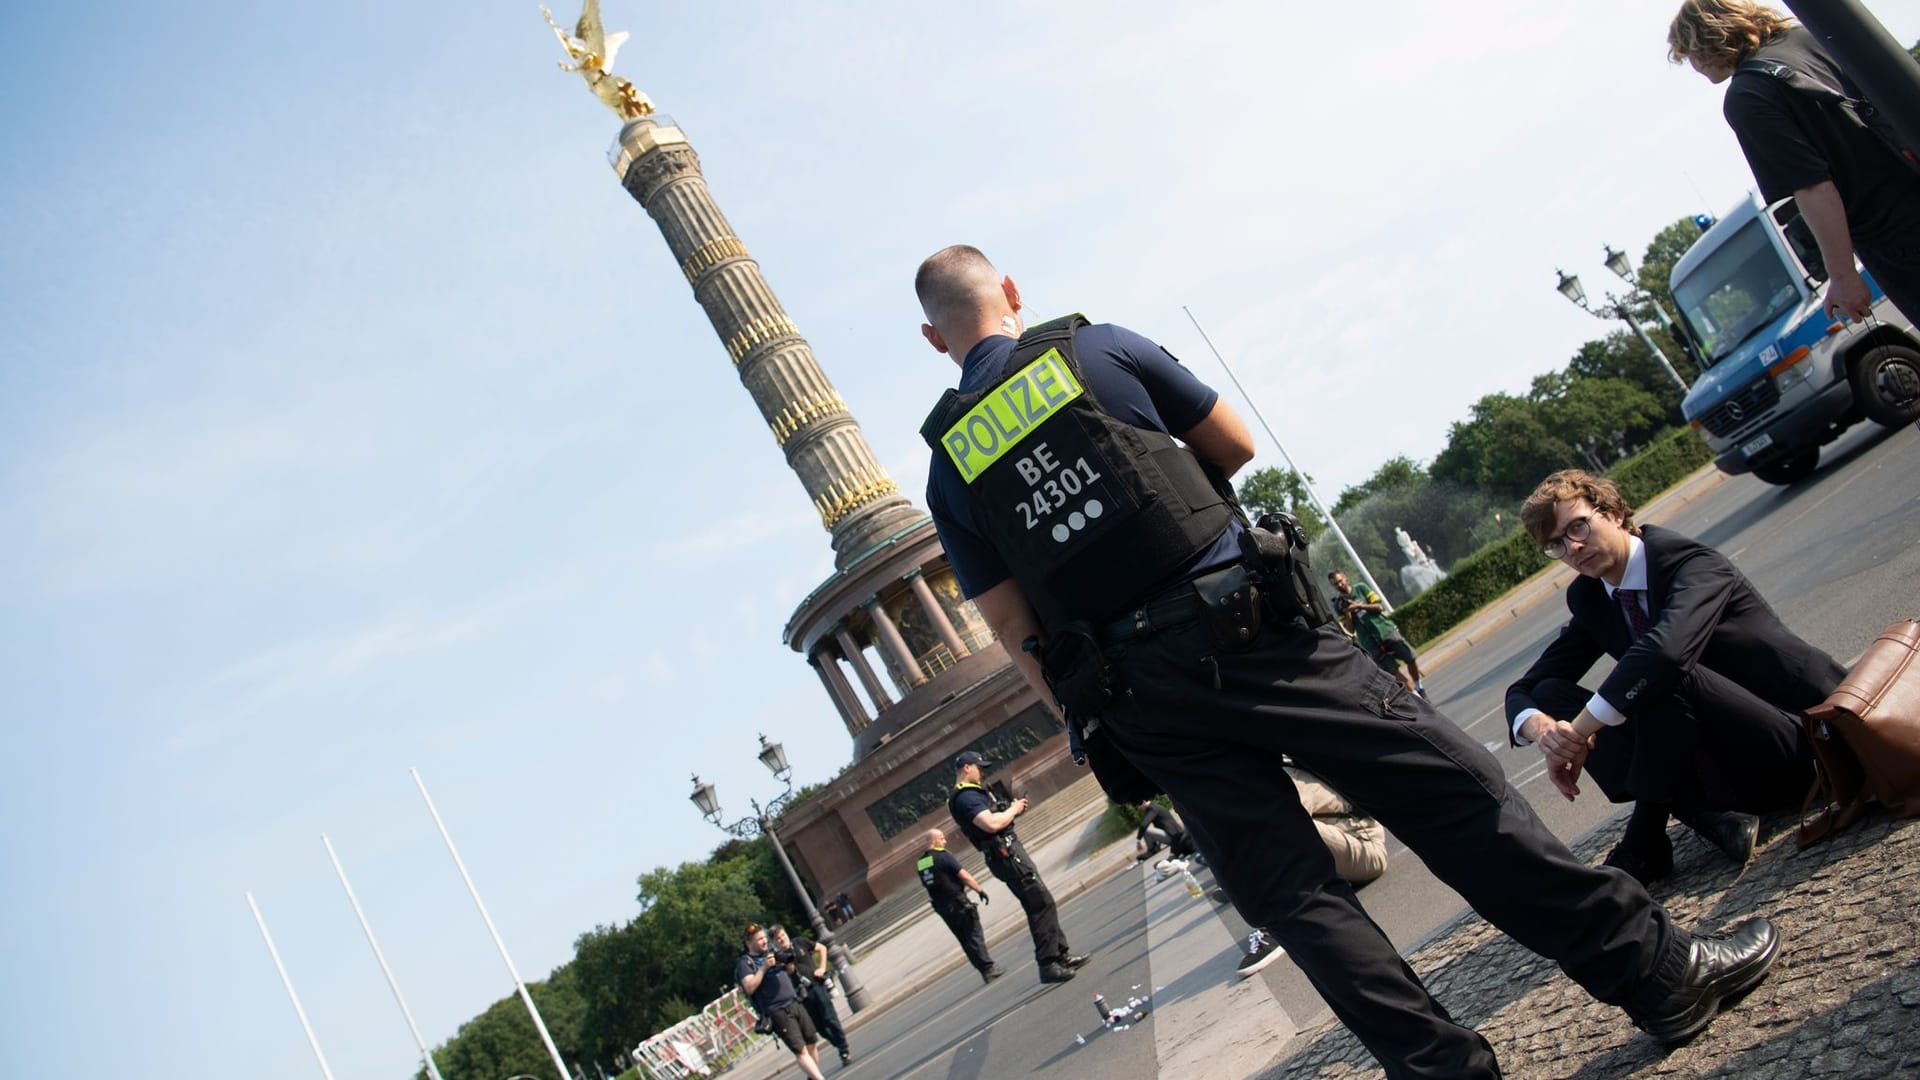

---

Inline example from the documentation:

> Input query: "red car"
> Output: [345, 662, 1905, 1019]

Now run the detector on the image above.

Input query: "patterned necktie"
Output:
[1617, 588, 1653, 639]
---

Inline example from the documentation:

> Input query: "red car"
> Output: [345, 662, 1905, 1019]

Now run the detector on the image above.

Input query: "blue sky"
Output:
[5, 1, 1915, 1077]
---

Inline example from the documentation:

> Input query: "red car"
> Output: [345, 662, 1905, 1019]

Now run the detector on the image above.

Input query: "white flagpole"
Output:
[245, 890, 337, 1080]
[411, 767, 570, 1080]
[322, 834, 448, 1080]
[1181, 305, 1399, 611]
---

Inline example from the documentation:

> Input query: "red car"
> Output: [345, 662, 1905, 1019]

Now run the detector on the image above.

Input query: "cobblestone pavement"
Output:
[1261, 809, 1920, 1080]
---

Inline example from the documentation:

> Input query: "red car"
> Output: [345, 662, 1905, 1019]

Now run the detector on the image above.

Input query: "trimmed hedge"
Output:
[1389, 427, 1712, 647]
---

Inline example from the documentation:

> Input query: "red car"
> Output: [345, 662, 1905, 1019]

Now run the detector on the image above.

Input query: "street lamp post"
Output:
[690, 736, 869, 1012]
[1554, 264, 1691, 394]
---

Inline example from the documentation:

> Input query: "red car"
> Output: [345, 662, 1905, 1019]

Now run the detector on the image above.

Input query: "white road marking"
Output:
[1141, 864, 1296, 1078]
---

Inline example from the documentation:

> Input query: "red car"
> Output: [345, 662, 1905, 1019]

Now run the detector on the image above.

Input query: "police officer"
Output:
[916, 827, 1001, 983]
[947, 751, 1086, 983]
[913, 245, 1782, 1079]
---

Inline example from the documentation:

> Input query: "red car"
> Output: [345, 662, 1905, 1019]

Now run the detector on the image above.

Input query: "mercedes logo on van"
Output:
[1725, 400, 1744, 422]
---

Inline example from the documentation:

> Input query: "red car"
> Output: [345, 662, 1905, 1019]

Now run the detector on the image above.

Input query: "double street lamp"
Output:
[1555, 245, 1692, 394]
[690, 735, 869, 1012]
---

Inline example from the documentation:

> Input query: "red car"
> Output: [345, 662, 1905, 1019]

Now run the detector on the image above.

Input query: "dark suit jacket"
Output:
[1506, 524, 1845, 746]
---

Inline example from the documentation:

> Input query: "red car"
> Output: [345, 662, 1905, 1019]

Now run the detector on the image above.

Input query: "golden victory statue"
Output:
[541, 0, 653, 120]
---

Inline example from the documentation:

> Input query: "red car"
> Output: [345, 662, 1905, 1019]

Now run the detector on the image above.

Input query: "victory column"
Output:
[544, 1, 1085, 944]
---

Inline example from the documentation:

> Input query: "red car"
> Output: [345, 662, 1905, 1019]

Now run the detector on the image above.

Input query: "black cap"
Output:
[954, 750, 988, 770]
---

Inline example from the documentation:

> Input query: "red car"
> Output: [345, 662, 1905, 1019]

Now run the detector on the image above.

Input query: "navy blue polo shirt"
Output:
[950, 785, 997, 848]
[926, 322, 1244, 600]
[736, 950, 797, 1013]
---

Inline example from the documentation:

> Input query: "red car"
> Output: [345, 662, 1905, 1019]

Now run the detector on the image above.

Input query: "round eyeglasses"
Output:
[1542, 516, 1592, 560]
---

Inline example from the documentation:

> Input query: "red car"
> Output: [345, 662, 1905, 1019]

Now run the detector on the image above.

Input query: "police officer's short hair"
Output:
[915, 245, 1000, 326]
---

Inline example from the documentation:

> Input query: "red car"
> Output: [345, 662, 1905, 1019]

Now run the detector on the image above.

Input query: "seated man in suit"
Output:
[1505, 469, 1844, 883]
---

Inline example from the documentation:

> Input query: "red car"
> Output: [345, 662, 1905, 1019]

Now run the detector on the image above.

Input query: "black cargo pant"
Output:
[932, 895, 994, 973]
[799, 979, 846, 1054]
[1098, 612, 1690, 1080]
[983, 840, 1071, 969]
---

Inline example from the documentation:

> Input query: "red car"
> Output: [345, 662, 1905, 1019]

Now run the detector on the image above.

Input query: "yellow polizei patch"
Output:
[941, 348, 1084, 483]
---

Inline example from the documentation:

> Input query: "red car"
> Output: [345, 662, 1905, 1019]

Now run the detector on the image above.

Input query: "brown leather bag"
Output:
[1796, 620, 1920, 847]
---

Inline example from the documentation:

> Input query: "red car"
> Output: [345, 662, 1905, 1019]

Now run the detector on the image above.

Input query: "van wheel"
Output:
[1752, 448, 1819, 486]
[1848, 344, 1920, 426]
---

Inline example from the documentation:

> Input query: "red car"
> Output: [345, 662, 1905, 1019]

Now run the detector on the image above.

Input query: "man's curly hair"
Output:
[1520, 470, 1640, 547]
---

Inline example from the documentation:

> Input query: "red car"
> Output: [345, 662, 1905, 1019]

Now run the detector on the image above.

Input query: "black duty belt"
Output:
[1096, 583, 1210, 646]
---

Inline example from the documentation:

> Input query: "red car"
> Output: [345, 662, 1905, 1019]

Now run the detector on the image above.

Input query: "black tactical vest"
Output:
[920, 315, 1235, 630]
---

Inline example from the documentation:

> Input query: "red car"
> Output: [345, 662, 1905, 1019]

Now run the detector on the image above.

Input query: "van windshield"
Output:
[1672, 219, 1802, 368]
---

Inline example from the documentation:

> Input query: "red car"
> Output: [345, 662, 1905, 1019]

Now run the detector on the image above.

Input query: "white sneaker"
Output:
[1153, 858, 1189, 881]
[1234, 929, 1285, 978]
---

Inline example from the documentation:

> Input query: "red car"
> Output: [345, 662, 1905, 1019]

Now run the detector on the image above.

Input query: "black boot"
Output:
[1627, 918, 1780, 1044]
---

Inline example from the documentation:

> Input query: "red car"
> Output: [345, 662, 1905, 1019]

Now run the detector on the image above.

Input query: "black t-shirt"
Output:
[1724, 27, 1920, 250]
[784, 935, 826, 983]
[736, 950, 797, 1013]
[1137, 803, 1182, 838]
[918, 847, 968, 902]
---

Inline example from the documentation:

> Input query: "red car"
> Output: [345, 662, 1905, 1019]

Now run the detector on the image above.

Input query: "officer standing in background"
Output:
[913, 244, 1782, 1078]
[947, 751, 1087, 983]
[916, 827, 1002, 983]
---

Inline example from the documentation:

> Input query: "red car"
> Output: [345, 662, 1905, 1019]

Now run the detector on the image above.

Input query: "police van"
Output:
[1672, 191, 1920, 485]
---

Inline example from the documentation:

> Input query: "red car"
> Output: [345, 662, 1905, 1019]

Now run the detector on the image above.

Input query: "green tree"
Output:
[1313, 456, 1509, 604]
[1331, 455, 1424, 516]
[1534, 374, 1668, 468]
[1429, 393, 1580, 500]
[1567, 329, 1691, 417]
[1235, 466, 1326, 541]
[1635, 217, 1701, 317]
[420, 969, 587, 1080]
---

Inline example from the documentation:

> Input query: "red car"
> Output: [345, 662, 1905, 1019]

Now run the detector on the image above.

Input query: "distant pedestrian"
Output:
[916, 827, 1001, 983]
[1329, 570, 1426, 696]
[1133, 799, 1200, 862]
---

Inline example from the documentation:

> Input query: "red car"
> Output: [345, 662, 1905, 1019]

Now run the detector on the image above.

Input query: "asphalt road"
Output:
[809, 420, 1920, 1079]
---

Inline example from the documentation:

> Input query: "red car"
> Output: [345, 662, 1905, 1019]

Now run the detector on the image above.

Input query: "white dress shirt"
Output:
[1513, 534, 1647, 744]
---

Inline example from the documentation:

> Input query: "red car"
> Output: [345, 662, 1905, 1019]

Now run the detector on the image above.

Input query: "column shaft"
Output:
[835, 627, 893, 711]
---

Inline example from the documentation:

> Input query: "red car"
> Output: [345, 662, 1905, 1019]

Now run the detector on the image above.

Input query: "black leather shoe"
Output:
[1060, 953, 1090, 969]
[1675, 809, 1759, 867]
[1629, 918, 1780, 1045]
[1038, 963, 1077, 984]
[1602, 832, 1674, 886]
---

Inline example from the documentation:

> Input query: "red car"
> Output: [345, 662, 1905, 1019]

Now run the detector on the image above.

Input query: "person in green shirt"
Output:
[1329, 570, 1426, 696]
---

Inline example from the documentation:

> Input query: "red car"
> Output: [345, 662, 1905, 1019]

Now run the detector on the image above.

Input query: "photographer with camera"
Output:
[947, 751, 1087, 984]
[768, 925, 850, 1066]
[735, 923, 825, 1079]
